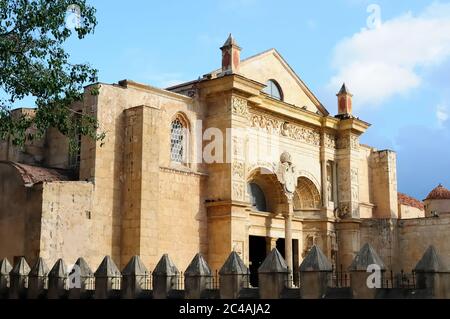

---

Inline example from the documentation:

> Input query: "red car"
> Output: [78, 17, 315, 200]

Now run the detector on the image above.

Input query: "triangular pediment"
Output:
[238, 49, 328, 115]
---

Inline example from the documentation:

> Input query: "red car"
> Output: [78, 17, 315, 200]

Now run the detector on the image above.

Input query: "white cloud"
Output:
[437, 104, 449, 127]
[328, 2, 450, 107]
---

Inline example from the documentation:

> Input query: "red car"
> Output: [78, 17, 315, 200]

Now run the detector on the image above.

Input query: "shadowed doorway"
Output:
[276, 238, 299, 286]
[249, 236, 266, 287]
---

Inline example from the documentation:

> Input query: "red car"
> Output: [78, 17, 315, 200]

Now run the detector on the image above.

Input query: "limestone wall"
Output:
[369, 150, 398, 218]
[399, 204, 425, 219]
[360, 216, 450, 271]
[424, 199, 450, 216]
[39, 181, 96, 267]
[397, 216, 450, 270]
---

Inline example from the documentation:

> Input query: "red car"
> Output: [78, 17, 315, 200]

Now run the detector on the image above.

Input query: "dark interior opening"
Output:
[276, 238, 299, 286]
[249, 235, 266, 287]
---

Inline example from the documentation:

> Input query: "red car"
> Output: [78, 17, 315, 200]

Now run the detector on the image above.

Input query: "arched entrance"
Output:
[246, 167, 299, 287]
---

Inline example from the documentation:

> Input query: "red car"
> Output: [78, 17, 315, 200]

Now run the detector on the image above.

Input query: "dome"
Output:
[425, 184, 450, 201]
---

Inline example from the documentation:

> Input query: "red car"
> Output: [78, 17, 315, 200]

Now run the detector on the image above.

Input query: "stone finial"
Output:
[94, 256, 121, 299]
[258, 248, 288, 273]
[28, 257, 49, 299]
[185, 253, 212, 299]
[68, 257, 95, 299]
[95, 256, 121, 277]
[9, 257, 30, 298]
[30, 257, 49, 277]
[414, 246, 447, 272]
[349, 243, 386, 271]
[121, 256, 149, 299]
[220, 251, 248, 275]
[336, 82, 353, 118]
[219, 251, 249, 299]
[258, 248, 289, 299]
[47, 259, 69, 299]
[122, 256, 149, 276]
[220, 33, 241, 75]
[0, 258, 12, 297]
[74, 257, 94, 277]
[153, 254, 179, 299]
[185, 253, 211, 276]
[10, 256, 30, 276]
[153, 254, 179, 276]
[300, 245, 332, 272]
[49, 259, 68, 278]
[0, 258, 12, 275]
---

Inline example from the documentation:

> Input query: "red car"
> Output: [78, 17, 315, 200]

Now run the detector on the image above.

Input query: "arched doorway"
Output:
[246, 167, 286, 286]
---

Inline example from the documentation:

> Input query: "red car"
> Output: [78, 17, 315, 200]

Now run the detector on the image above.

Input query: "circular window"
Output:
[263, 80, 283, 101]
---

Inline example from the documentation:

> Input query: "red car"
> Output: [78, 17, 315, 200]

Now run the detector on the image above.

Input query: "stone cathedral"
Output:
[1, 35, 449, 284]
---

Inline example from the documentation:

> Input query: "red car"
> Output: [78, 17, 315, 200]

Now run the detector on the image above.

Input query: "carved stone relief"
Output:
[231, 96, 249, 118]
[232, 181, 245, 201]
[249, 113, 320, 146]
[324, 133, 336, 149]
[232, 161, 245, 180]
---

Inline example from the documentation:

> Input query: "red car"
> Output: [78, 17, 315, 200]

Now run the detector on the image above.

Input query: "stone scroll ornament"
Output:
[276, 151, 298, 198]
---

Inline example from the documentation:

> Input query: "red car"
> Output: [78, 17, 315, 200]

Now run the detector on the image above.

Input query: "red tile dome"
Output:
[425, 184, 450, 200]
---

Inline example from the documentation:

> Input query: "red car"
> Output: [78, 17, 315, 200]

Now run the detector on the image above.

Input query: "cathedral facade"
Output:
[1, 35, 449, 280]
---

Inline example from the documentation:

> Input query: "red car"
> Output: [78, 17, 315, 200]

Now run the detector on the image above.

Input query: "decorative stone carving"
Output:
[232, 181, 245, 201]
[336, 134, 359, 150]
[350, 135, 360, 150]
[250, 113, 320, 146]
[351, 168, 358, 183]
[231, 96, 249, 118]
[232, 136, 244, 158]
[324, 133, 336, 149]
[351, 185, 359, 201]
[232, 161, 245, 180]
[338, 203, 350, 219]
[276, 152, 298, 195]
[247, 161, 277, 175]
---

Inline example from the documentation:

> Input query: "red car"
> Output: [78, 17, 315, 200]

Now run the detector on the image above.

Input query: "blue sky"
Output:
[16, 0, 450, 199]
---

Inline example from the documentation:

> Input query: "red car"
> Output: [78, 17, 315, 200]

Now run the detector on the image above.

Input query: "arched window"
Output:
[263, 80, 283, 101]
[170, 115, 189, 163]
[247, 182, 267, 212]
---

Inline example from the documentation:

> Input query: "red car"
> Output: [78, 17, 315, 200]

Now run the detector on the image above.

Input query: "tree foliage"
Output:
[0, 0, 103, 152]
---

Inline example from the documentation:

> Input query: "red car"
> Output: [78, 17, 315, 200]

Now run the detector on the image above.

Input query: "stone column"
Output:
[349, 243, 385, 299]
[28, 257, 49, 299]
[299, 245, 332, 299]
[184, 253, 212, 299]
[0, 258, 12, 298]
[258, 248, 289, 299]
[276, 151, 297, 284]
[414, 246, 450, 299]
[321, 158, 328, 208]
[152, 254, 179, 299]
[219, 251, 249, 299]
[284, 197, 294, 281]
